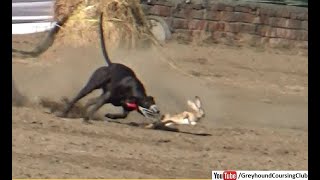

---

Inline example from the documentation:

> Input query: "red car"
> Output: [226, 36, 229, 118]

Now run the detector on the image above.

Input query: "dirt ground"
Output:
[12, 34, 308, 178]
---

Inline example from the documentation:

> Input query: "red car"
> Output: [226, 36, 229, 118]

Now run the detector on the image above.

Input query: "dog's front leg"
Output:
[105, 108, 129, 119]
[84, 96, 100, 110]
[84, 91, 111, 122]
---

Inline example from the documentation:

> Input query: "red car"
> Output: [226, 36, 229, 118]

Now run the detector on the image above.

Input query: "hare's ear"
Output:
[187, 100, 199, 112]
[194, 96, 202, 108]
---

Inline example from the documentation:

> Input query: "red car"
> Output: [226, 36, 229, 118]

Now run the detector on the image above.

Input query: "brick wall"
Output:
[141, 0, 308, 50]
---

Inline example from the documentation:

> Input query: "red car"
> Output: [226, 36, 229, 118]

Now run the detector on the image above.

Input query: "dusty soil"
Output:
[12, 34, 308, 178]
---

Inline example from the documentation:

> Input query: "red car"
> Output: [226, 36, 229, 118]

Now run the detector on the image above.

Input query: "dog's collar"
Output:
[125, 102, 138, 110]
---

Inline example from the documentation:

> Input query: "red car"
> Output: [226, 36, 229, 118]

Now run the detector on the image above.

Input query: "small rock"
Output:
[158, 139, 171, 143]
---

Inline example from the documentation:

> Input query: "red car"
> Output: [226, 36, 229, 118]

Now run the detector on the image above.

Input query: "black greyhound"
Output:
[58, 12, 160, 122]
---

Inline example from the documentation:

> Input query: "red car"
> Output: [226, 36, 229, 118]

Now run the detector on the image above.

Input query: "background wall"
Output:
[141, 0, 308, 50]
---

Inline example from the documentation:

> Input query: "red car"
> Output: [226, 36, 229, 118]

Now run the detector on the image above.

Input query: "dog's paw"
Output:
[105, 113, 116, 119]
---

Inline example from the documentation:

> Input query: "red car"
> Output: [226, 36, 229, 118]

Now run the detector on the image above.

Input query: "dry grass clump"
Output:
[54, 0, 84, 22]
[54, 0, 158, 49]
[53, 0, 99, 47]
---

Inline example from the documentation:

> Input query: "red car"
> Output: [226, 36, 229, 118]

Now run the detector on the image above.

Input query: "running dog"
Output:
[58, 12, 160, 122]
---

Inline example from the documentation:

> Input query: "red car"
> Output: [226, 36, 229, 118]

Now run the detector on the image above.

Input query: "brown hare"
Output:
[145, 96, 205, 129]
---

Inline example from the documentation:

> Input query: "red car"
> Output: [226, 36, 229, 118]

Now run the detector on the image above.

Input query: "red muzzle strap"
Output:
[125, 102, 138, 110]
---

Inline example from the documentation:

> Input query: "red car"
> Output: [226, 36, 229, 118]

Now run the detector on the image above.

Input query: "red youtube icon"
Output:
[223, 170, 237, 180]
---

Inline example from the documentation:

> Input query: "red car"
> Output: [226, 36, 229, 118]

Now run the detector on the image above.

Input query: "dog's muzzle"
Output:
[138, 105, 160, 120]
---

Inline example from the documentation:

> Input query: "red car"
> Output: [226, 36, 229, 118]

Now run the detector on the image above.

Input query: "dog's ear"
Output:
[143, 96, 156, 105]
[146, 96, 155, 102]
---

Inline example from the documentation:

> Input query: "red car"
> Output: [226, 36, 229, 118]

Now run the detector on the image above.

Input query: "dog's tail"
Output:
[99, 12, 112, 66]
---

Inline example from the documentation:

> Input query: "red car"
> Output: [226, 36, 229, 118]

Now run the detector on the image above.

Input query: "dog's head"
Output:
[136, 96, 160, 119]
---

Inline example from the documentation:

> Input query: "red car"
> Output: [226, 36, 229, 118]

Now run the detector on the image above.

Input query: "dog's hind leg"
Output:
[84, 96, 100, 110]
[105, 108, 129, 119]
[59, 83, 101, 117]
[58, 68, 110, 118]
[84, 91, 111, 122]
